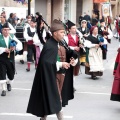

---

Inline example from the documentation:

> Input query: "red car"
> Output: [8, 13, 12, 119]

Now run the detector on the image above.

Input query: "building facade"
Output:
[110, 0, 120, 18]
[93, 0, 120, 20]
[35, 0, 93, 26]
[0, 0, 119, 24]
[0, 0, 34, 19]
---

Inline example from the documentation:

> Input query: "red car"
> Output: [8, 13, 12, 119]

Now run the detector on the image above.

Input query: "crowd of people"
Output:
[0, 9, 120, 120]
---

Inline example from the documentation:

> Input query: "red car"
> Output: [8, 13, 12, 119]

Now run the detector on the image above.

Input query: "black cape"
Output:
[27, 37, 61, 117]
[58, 41, 78, 107]
[61, 50, 75, 107]
[61, 65, 74, 107]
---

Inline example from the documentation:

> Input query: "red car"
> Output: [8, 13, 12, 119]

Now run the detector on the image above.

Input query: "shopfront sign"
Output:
[94, 0, 109, 3]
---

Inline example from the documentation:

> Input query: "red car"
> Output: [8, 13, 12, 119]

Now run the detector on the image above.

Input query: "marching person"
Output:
[110, 46, 120, 101]
[32, 20, 46, 67]
[65, 20, 80, 91]
[85, 26, 104, 80]
[27, 19, 70, 120]
[0, 22, 22, 96]
[34, 15, 50, 66]
[98, 19, 113, 60]
[57, 39, 78, 107]
[78, 19, 90, 65]
[20, 15, 32, 64]
[98, 19, 113, 43]
[24, 17, 36, 71]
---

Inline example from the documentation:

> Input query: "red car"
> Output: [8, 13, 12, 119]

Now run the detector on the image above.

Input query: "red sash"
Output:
[27, 40, 33, 45]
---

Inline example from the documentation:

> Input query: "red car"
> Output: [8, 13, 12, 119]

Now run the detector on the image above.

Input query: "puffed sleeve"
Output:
[8, 22, 16, 34]
[13, 35, 23, 51]
[0, 47, 6, 54]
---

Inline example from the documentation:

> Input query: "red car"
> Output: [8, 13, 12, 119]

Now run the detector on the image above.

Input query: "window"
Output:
[64, 0, 71, 22]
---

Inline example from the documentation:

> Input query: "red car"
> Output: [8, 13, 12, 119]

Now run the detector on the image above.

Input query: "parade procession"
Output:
[0, 0, 120, 120]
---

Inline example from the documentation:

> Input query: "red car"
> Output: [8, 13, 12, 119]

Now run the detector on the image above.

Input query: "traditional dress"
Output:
[33, 28, 46, 66]
[27, 37, 62, 117]
[19, 22, 30, 64]
[78, 27, 89, 64]
[27, 19, 65, 120]
[59, 40, 78, 107]
[0, 32, 22, 96]
[85, 34, 104, 78]
[24, 22, 36, 71]
[34, 25, 51, 66]
[57, 44, 66, 100]
[98, 19, 113, 60]
[67, 33, 80, 76]
[111, 48, 120, 101]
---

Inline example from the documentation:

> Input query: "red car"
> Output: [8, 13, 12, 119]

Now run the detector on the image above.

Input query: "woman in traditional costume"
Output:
[85, 26, 104, 80]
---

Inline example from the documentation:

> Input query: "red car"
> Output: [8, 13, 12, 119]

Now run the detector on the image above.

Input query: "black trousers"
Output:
[0, 60, 15, 80]
[27, 44, 36, 62]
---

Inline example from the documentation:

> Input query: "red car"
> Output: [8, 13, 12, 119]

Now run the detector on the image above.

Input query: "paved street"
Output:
[0, 37, 120, 120]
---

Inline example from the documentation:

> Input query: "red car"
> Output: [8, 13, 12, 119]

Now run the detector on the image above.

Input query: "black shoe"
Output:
[92, 76, 97, 80]
[7, 84, 11, 91]
[20, 60, 24, 64]
[26, 68, 30, 72]
[1, 90, 6, 96]
[116, 37, 118, 39]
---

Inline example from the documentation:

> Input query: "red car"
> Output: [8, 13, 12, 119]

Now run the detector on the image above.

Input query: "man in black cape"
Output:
[27, 19, 70, 120]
